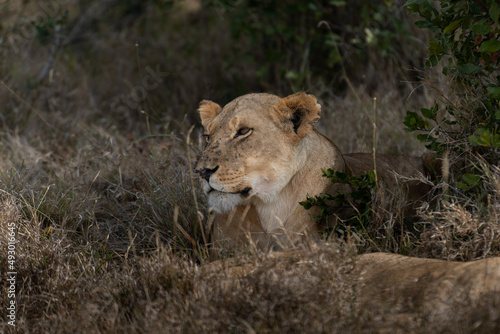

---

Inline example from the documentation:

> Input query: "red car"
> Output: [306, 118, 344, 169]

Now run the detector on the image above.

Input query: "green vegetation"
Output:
[404, 0, 500, 196]
[300, 170, 377, 237]
[225, 0, 422, 92]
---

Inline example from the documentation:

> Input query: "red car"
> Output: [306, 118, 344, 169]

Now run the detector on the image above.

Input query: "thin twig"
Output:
[372, 97, 378, 190]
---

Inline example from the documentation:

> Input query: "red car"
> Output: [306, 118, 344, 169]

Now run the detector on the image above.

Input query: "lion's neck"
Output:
[251, 130, 345, 238]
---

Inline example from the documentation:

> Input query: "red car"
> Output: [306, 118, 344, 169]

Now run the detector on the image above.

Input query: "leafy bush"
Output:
[299, 169, 377, 238]
[404, 0, 500, 197]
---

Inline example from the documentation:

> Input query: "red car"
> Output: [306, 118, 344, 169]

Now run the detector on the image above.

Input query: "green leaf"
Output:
[457, 63, 481, 75]
[444, 19, 462, 33]
[478, 39, 500, 53]
[440, 4, 454, 13]
[487, 86, 500, 100]
[425, 141, 445, 152]
[469, 128, 492, 147]
[462, 174, 481, 187]
[420, 106, 437, 119]
[405, 0, 427, 6]
[404, 111, 428, 130]
[417, 134, 434, 142]
[420, 108, 431, 118]
[404, 111, 417, 128]
[428, 39, 445, 55]
[490, 1, 500, 25]
[415, 20, 435, 30]
[299, 199, 312, 210]
[428, 55, 439, 67]
[493, 134, 500, 148]
[471, 22, 492, 35]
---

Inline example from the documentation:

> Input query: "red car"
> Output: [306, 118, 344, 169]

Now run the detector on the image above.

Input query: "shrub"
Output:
[299, 169, 376, 238]
[404, 0, 500, 198]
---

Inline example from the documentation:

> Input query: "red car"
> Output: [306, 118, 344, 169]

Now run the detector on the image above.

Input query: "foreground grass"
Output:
[0, 130, 499, 333]
[1, 191, 499, 333]
[1, 1, 499, 332]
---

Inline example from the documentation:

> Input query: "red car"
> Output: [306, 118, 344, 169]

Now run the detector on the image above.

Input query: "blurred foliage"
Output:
[223, 0, 417, 92]
[404, 0, 500, 199]
[0, 0, 424, 135]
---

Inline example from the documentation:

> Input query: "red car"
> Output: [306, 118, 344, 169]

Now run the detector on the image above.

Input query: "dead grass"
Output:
[412, 167, 500, 260]
[2, 206, 499, 333]
[0, 0, 499, 332]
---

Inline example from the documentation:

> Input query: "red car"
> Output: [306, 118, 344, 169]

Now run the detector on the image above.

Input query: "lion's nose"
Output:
[197, 166, 219, 182]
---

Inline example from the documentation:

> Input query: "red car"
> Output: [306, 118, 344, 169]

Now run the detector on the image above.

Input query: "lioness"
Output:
[195, 92, 435, 248]
[204, 250, 500, 327]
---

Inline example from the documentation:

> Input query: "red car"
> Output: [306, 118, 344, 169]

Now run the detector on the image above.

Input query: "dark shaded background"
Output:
[0, 0, 429, 138]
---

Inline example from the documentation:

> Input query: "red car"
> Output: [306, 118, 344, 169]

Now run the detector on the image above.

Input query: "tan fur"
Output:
[198, 100, 222, 128]
[203, 251, 500, 323]
[195, 93, 433, 249]
[352, 253, 500, 318]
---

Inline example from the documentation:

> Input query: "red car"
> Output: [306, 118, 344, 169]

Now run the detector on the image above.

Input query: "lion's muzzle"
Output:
[196, 164, 253, 198]
[197, 166, 219, 182]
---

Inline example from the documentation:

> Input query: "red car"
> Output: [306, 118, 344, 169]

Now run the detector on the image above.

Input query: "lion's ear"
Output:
[274, 92, 321, 139]
[198, 100, 222, 128]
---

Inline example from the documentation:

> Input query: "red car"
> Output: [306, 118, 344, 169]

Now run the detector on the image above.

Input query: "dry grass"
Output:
[0, 0, 499, 332]
[412, 166, 500, 261]
[2, 199, 499, 333]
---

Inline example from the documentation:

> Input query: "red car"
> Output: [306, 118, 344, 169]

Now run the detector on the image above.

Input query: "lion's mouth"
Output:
[239, 187, 251, 198]
[207, 186, 252, 198]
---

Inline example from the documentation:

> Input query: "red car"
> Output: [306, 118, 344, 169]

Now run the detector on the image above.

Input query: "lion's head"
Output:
[195, 93, 322, 213]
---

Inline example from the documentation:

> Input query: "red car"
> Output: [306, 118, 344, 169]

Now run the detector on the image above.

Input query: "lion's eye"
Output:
[234, 127, 251, 139]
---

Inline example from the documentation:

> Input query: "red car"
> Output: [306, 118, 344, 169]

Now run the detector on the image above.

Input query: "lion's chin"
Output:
[207, 191, 245, 213]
